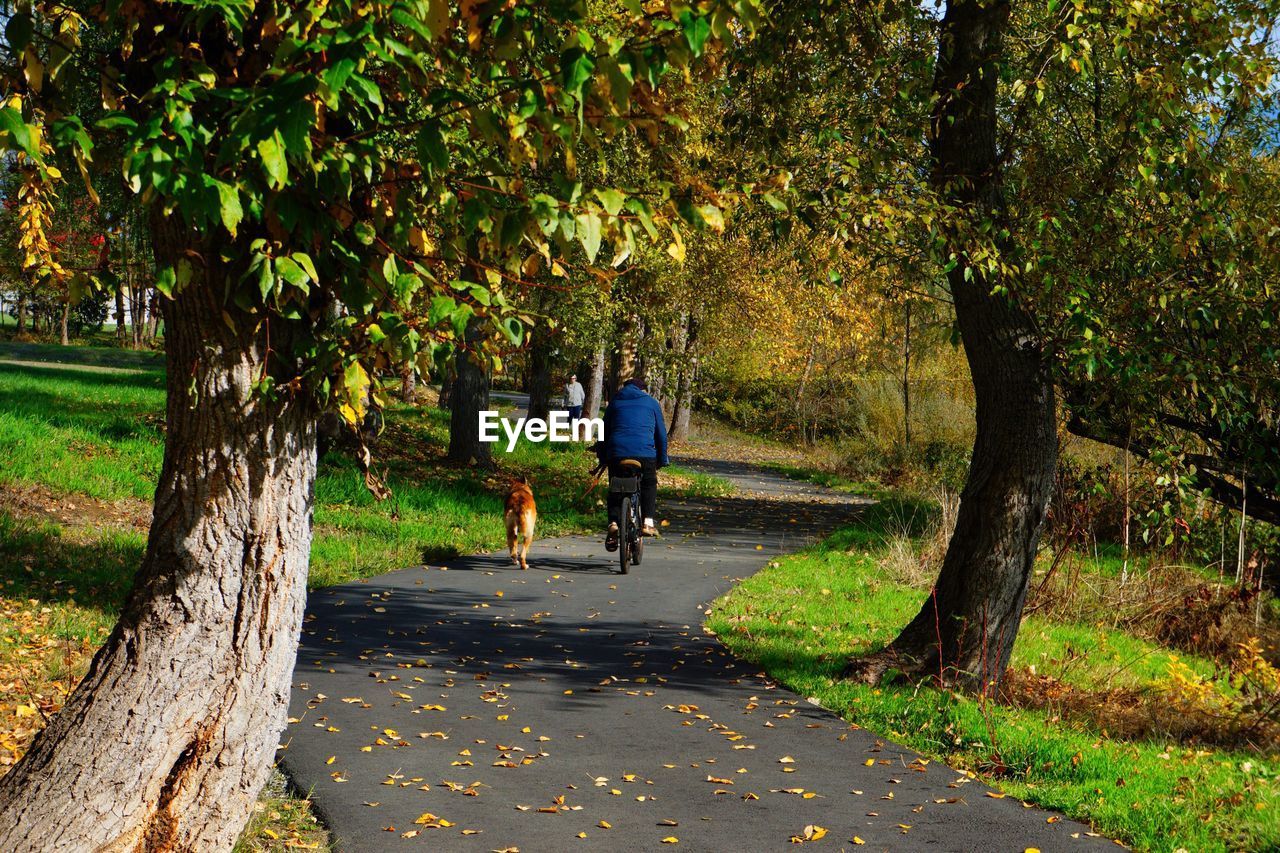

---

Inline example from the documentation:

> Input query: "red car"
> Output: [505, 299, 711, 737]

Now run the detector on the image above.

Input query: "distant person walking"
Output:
[563, 374, 585, 422]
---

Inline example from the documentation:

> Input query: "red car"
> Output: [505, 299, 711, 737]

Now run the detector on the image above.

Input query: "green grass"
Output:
[664, 463, 735, 498]
[708, 500, 1280, 853]
[0, 351, 732, 597]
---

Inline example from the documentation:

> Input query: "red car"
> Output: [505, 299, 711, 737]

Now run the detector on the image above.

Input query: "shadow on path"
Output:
[280, 461, 1111, 852]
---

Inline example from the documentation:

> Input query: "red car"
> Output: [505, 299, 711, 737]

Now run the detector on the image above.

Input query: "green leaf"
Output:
[95, 113, 137, 132]
[292, 252, 319, 284]
[503, 316, 524, 345]
[275, 256, 310, 291]
[257, 131, 288, 189]
[5, 14, 34, 52]
[561, 48, 595, 97]
[155, 265, 177, 298]
[0, 108, 38, 160]
[216, 181, 243, 237]
[576, 210, 602, 263]
[416, 121, 449, 172]
[594, 188, 626, 217]
[681, 12, 711, 57]
[761, 192, 788, 212]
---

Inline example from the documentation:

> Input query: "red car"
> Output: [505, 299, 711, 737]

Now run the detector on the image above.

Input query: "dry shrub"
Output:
[1147, 582, 1278, 665]
[1002, 639, 1280, 751]
[878, 485, 957, 587]
[1026, 550, 1280, 669]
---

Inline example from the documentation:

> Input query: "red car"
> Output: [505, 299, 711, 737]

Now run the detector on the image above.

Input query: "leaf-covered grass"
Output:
[708, 500, 1280, 853]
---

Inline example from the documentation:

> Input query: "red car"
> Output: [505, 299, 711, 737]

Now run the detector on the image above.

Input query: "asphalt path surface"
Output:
[280, 457, 1113, 852]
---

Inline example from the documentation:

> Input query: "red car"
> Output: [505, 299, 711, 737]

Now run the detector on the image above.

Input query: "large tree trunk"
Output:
[668, 313, 699, 443]
[583, 344, 605, 419]
[617, 317, 638, 386]
[447, 315, 493, 467]
[59, 301, 70, 345]
[843, 0, 1057, 695]
[0, 222, 317, 848]
[525, 328, 555, 422]
[14, 297, 26, 335]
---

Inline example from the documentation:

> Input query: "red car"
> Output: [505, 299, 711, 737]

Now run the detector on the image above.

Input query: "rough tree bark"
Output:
[59, 301, 70, 345]
[145, 289, 161, 342]
[617, 317, 638, 386]
[668, 313, 699, 443]
[0, 219, 318, 849]
[14, 296, 26, 335]
[525, 327, 555, 422]
[843, 0, 1057, 694]
[447, 315, 493, 468]
[583, 344, 605, 418]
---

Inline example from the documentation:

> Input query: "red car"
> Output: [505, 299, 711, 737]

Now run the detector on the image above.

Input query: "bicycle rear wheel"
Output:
[630, 495, 644, 565]
[617, 503, 630, 574]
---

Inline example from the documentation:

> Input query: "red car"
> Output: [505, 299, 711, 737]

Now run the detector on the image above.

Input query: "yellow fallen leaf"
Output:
[325, 756, 336, 765]
[984, 791, 1006, 799]
[662, 838, 679, 844]
[852, 837, 865, 845]
[805, 825, 827, 840]
[598, 820, 611, 829]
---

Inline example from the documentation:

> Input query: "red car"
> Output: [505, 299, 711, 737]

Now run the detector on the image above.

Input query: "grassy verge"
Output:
[762, 462, 889, 499]
[708, 499, 1280, 853]
[0, 348, 730, 847]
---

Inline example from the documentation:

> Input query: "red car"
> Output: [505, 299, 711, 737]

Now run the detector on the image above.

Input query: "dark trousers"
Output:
[568, 405, 582, 420]
[607, 458, 658, 525]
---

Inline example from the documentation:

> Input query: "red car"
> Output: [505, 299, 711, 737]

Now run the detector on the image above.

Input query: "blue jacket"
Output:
[602, 383, 669, 466]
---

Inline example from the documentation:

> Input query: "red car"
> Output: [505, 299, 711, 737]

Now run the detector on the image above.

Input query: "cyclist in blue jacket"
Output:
[597, 377, 668, 548]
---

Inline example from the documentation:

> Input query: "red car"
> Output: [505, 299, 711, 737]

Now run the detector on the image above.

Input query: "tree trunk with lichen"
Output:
[843, 0, 1057, 694]
[584, 344, 605, 419]
[447, 314, 493, 468]
[0, 218, 317, 850]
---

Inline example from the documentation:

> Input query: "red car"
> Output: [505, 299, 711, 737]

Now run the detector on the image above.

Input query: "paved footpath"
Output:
[280, 458, 1114, 852]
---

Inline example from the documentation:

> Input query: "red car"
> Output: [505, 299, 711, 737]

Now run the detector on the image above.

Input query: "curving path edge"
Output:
[279, 458, 1113, 852]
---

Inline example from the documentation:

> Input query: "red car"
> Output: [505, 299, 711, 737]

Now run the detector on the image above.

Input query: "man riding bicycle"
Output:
[595, 377, 668, 549]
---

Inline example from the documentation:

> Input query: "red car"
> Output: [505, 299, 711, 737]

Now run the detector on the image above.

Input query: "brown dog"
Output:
[503, 477, 537, 570]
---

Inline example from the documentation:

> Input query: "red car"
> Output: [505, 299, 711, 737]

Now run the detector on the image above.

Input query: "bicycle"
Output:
[606, 458, 645, 574]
